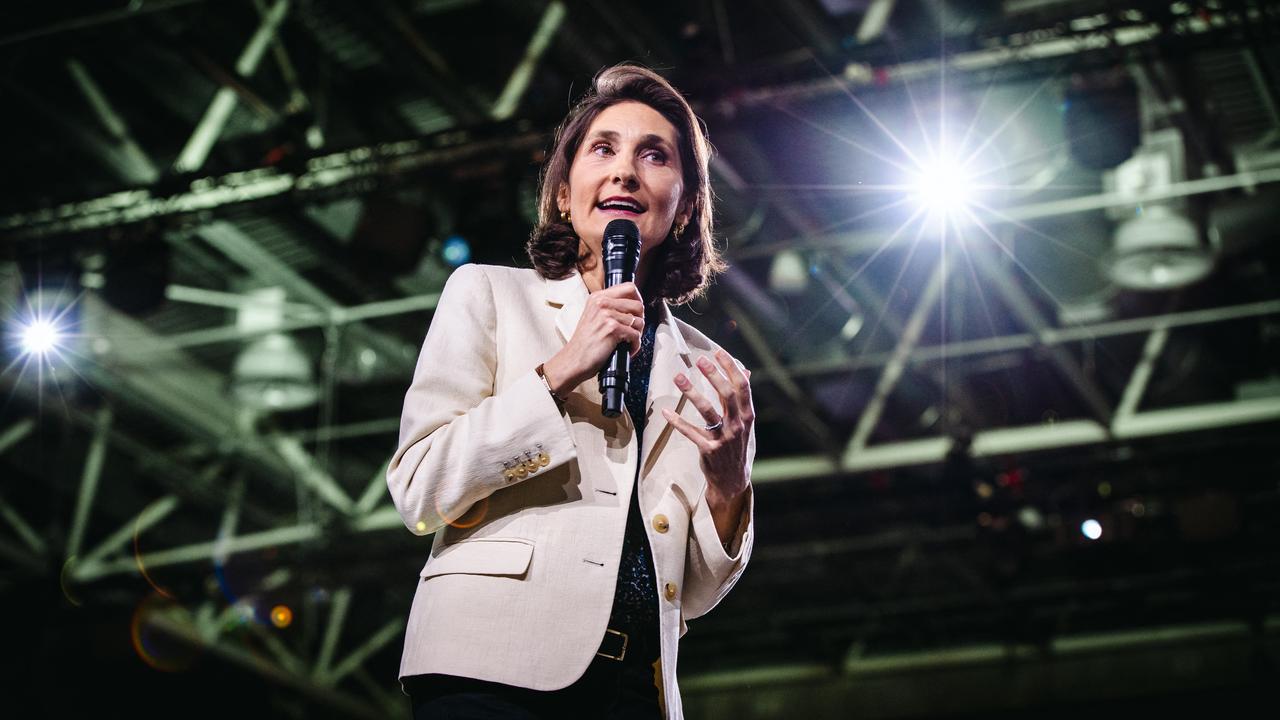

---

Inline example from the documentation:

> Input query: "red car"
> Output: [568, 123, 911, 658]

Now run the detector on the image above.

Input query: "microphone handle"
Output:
[600, 343, 628, 418]
[599, 266, 633, 418]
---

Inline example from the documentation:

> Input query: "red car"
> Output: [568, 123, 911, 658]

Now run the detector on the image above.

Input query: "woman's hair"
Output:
[526, 64, 724, 305]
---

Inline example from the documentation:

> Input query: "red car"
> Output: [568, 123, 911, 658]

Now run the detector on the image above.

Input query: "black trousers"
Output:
[404, 626, 664, 719]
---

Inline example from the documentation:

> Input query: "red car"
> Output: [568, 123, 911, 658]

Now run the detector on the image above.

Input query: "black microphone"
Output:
[598, 218, 641, 418]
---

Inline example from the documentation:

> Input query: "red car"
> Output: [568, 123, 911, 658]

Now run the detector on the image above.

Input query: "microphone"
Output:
[598, 218, 641, 418]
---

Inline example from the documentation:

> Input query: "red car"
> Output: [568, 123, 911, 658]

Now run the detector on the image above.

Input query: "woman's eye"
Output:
[643, 150, 667, 163]
[591, 143, 613, 155]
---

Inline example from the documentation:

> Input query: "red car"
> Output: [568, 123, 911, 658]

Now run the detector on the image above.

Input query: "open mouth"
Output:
[597, 197, 645, 214]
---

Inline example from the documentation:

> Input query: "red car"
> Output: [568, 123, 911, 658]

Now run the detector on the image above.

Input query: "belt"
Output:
[596, 628, 629, 661]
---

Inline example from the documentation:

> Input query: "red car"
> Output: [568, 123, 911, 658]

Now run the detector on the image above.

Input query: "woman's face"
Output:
[558, 101, 690, 262]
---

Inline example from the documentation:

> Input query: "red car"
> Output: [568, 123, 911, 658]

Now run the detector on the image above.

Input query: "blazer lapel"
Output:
[640, 301, 693, 482]
[546, 271, 589, 343]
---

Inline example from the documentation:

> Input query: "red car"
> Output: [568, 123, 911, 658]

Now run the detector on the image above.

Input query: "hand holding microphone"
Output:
[541, 220, 644, 411]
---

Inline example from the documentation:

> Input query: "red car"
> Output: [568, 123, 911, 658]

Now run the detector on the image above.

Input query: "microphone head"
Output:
[602, 219, 641, 284]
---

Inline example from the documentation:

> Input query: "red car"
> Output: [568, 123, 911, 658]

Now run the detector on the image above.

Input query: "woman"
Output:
[387, 65, 755, 719]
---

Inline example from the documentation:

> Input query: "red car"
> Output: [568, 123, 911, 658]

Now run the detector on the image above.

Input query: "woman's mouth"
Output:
[597, 197, 645, 216]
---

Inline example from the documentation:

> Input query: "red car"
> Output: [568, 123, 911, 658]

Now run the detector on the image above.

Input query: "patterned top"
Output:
[609, 301, 662, 630]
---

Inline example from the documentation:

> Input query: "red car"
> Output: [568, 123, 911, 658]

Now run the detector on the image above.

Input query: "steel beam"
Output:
[65, 406, 112, 561]
[855, 0, 898, 43]
[74, 507, 405, 581]
[757, 395, 1280, 481]
[1115, 327, 1170, 420]
[966, 239, 1114, 426]
[733, 168, 1280, 261]
[320, 617, 406, 687]
[491, 1, 565, 121]
[77, 495, 180, 569]
[0, 418, 36, 456]
[315, 586, 352, 680]
[355, 459, 392, 517]
[0, 491, 47, 556]
[269, 435, 356, 516]
[173, 0, 291, 173]
[722, 298, 835, 451]
[846, 254, 948, 458]
[144, 605, 384, 720]
[66, 59, 158, 184]
[2, 131, 545, 238]
[192, 220, 418, 374]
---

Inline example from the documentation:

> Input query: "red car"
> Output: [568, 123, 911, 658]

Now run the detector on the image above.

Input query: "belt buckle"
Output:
[596, 628, 629, 661]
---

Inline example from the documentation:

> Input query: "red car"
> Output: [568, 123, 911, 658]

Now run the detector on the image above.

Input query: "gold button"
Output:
[537, 452, 550, 467]
[515, 466, 528, 479]
[522, 460, 537, 474]
[652, 514, 669, 533]
[503, 469, 516, 482]
[664, 582, 677, 601]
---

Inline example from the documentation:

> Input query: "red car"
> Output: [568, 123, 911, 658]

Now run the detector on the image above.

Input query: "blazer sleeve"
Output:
[681, 387, 756, 622]
[386, 264, 578, 536]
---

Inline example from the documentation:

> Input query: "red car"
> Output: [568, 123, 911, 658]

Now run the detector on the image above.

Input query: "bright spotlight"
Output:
[20, 318, 63, 356]
[909, 155, 974, 216]
[1081, 518, 1103, 541]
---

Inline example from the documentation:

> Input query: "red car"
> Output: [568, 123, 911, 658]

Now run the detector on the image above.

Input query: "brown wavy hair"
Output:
[526, 64, 724, 304]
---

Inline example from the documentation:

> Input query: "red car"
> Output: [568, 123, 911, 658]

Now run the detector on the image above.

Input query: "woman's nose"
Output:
[611, 158, 639, 189]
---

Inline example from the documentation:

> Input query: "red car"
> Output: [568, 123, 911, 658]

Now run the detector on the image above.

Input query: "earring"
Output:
[673, 222, 686, 241]
[560, 210, 571, 223]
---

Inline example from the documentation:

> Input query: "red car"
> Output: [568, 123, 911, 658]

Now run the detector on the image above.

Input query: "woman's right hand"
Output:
[542, 281, 644, 396]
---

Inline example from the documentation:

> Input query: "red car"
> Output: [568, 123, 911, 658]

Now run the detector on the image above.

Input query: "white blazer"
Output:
[386, 263, 755, 718]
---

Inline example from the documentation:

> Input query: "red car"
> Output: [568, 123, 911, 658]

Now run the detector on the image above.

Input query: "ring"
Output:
[704, 419, 723, 432]
[629, 316, 638, 329]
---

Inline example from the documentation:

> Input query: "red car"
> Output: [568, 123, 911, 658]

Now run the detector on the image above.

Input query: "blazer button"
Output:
[664, 582, 677, 601]
[652, 514, 669, 533]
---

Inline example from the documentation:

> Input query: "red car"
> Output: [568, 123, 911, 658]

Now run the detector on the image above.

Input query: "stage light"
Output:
[270, 604, 293, 628]
[909, 155, 973, 216]
[1081, 518, 1102, 540]
[20, 318, 63, 356]
[230, 288, 318, 412]
[442, 235, 471, 267]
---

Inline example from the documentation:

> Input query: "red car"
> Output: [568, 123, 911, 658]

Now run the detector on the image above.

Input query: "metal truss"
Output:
[1, 127, 545, 239]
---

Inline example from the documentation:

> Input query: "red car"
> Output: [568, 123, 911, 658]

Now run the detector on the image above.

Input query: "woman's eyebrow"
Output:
[637, 133, 675, 150]
[587, 130, 675, 149]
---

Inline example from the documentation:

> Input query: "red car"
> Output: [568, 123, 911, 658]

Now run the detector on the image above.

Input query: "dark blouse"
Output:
[608, 301, 662, 631]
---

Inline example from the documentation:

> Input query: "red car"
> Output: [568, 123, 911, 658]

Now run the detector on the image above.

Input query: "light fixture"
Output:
[1081, 518, 1103, 541]
[768, 250, 809, 294]
[231, 333, 318, 411]
[1107, 205, 1212, 290]
[442, 235, 471, 267]
[230, 288, 318, 412]
[1104, 127, 1213, 291]
[908, 153, 973, 217]
[19, 317, 62, 356]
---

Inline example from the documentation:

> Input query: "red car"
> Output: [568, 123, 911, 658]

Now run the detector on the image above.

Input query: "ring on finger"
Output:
[704, 417, 723, 432]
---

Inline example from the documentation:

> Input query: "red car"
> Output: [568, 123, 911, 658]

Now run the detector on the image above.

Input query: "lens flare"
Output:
[270, 604, 293, 628]
[20, 318, 62, 355]
[909, 153, 974, 218]
[130, 593, 199, 672]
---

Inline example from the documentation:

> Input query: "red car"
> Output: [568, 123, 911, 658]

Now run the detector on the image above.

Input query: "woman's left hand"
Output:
[661, 349, 754, 499]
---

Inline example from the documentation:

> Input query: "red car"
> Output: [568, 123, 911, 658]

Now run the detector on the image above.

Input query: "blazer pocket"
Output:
[420, 537, 534, 579]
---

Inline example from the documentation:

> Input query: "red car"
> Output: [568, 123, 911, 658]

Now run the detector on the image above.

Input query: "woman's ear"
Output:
[677, 197, 694, 228]
[556, 184, 569, 215]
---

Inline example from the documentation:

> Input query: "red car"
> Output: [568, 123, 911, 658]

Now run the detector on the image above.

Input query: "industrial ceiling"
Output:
[2, 1, 1278, 718]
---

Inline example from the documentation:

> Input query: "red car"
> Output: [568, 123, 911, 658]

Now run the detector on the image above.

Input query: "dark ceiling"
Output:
[2, 1, 1279, 718]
